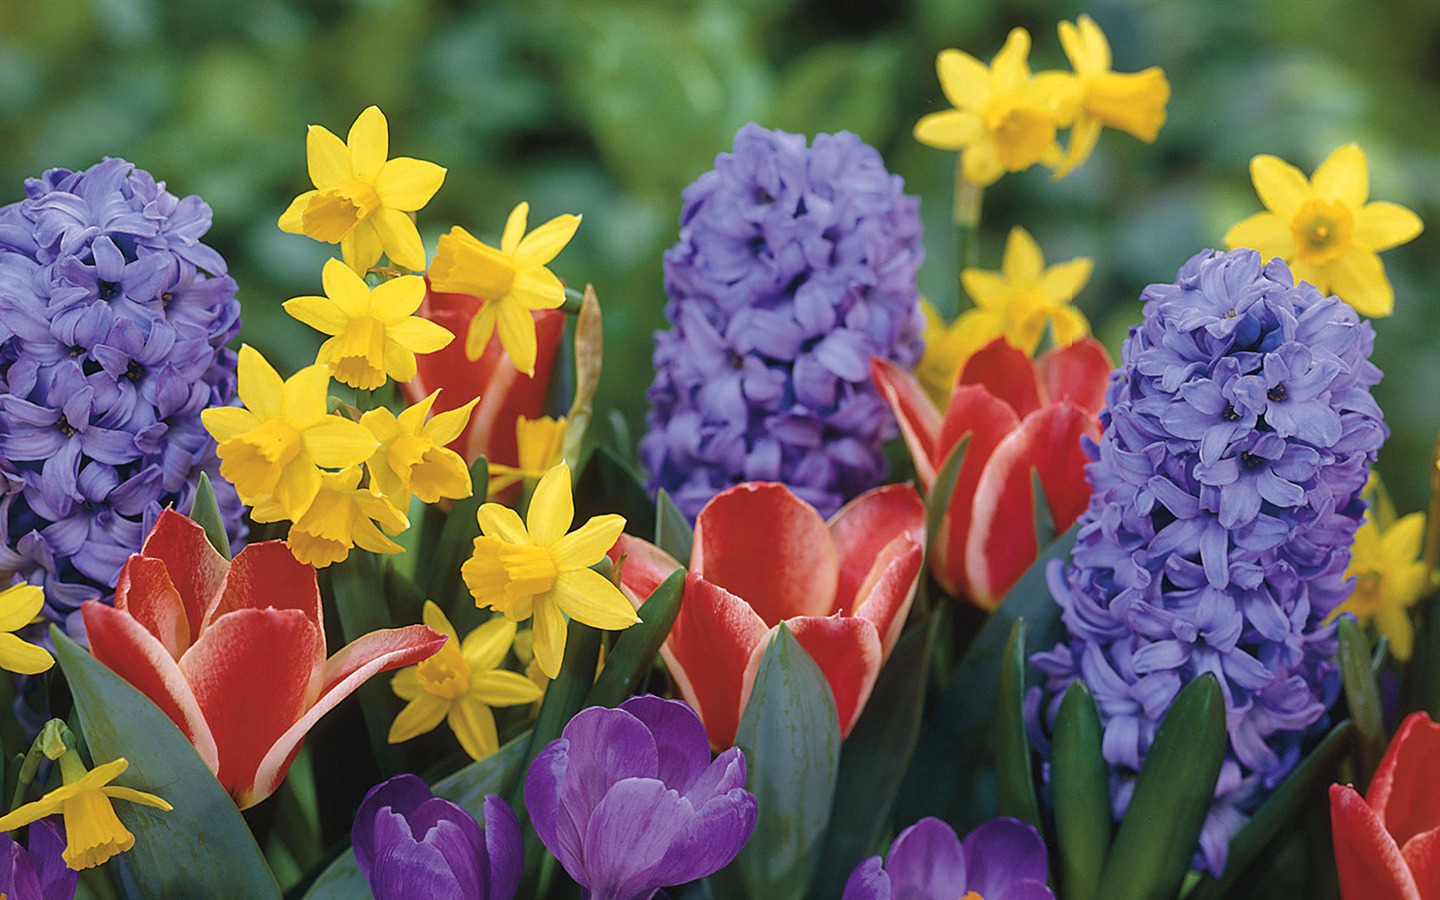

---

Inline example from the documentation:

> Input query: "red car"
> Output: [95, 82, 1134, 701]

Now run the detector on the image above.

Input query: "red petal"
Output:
[1403, 829, 1440, 900]
[934, 385, 1022, 601]
[136, 509, 228, 641]
[113, 556, 190, 658]
[608, 534, 684, 606]
[781, 616, 882, 739]
[829, 484, 925, 614]
[1332, 783, 1422, 900]
[665, 574, 768, 750]
[1037, 337, 1113, 416]
[1371, 712, 1440, 847]
[851, 533, 924, 659]
[871, 358, 942, 490]
[958, 337, 1044, 419]
[692, 483, 838, 624]
[82, 600, 219, 773]
[964, 403, 1098, 607]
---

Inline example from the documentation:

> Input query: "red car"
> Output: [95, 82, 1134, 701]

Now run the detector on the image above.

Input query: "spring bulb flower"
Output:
[251, 466, 409, 568]
[1328, 503, 1430, 661]
[0, 582, 53, 675]
[361, 392, 478, 506]
[0, 818, 75, 899]
[957, 225, 1093, 357]
[488, 416, 567, 497]
[843, 817, 1054, 900]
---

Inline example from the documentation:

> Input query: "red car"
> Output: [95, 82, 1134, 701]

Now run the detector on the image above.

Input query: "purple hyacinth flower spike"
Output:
[842, 816, 1054, 900]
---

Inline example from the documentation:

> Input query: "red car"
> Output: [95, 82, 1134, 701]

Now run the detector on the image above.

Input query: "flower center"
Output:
[1241, 451, 1264, 470]
[1222, 403, 1241, 421]
[499, 543, 559, 601]
[985, 100, 1056, 171]
[1351, 571, 1384, 611]
[1267, 383, 1287, 402]
[418, 639, 472, 700]
[302, 179, 382, 243]
[1290, 198, 1353, 265]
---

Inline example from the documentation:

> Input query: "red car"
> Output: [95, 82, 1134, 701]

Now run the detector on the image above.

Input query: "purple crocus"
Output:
[1, 818, 77, 900]
[842, 817, 1053, 900]
[642, 124, 925, 520]
[352, 774, 522, 900]
[524, 695, 758, 900]
[1029, 249, 1387, 876]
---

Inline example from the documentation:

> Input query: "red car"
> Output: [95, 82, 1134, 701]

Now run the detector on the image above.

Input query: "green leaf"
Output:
[1339, 617, 1384, 786]
[1051, 682, 1112, 900]
[655, 488, 694, 566]
[809, 619, 933, 900]
[1096, 674, 1226, 900]
[1031, 468, 1056, 550]
[1187, 720, 1353, 900]
[727, 624, 840, 900]
[586, 569, 684, 709]
[328, 553, 402, 775]
[188, 472, 232, 559]
[53, 628, 280, 899]
[573, 445, 656, 535]
[996, 618, 1040, 827]
[925, 435, 968, 566]
[302, 733, 530, 899]
[428, 456, 488, 633]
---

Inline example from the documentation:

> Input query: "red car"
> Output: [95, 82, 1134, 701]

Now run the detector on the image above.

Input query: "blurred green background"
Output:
[3, 0, 1438, 507]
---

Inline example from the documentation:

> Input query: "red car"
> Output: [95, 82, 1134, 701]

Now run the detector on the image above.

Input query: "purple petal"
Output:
[481, 795, 523, 900]
[354, 775, 436, 876]
[960, 817, 1050, 897]
[884, 817, 967, 899]
[581, 778, 691, 898]
[841, 856, 891, 900]
[524, 739, 577, 878]
[619, 695, 711, 795]
[649, 787, 757, 886]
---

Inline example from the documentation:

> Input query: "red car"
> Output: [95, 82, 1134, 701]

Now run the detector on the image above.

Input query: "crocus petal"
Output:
[582, 777, 691, 899]
[666, 575, 769, 750]
[619, 695, 712, 795]
[883, 817, 967, 898]
[692, 482, 838, 625]
[138, 508, 228, 635]
[1331, 783, 1421, 900]
[524, 740, 575, 875]
[1036, 337, 1112, 416]
[780, 616, 883, 738]
[871, 357, 942, 488]
[961, 817, 1050, 897]
[483, 794, 524, 900]
[1369, 712, 1440, 848]
[842, 856, 892, 900]
[828, 484, 925, 614]
[958, 337, 1045, 419]
[649, 786, 758, 888]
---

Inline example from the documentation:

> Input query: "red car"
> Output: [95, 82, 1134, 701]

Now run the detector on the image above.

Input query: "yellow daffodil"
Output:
[278, 106, 446, 273]
[1224, 144, 1423, 317]
[0, 751, 170, 870]
[361, 391, 477, 505]
[428, 202, 581, 377]
[284, 259, 454, 390]
[0, 583, 52, 675]
[201, 346, 378, 520]
[388, 601, 542, 760]
[253, 466, 408, 568]
[915, 300, 988, 408]
[1329, 510, 1431, 661]
[461, 463, 637, 678]
[914, 29, 1075, 187]
[1053, 15, 1170, 178]
[958, 226, 1092, 355]
[510, 628, 550, 712]
[488, 416, 567, 497]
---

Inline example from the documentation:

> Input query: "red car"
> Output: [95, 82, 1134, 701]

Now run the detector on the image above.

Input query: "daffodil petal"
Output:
[1376, 605, 1415, 662]
[101, 786, 173, 811]
[461, 616, 517, 671]
[531, 596, 567, 680]
[1380, 512, 1427, 560]
[388, 694, 449, 743]
[301, 417, 379, 468]
[237, 345, 285, 420]
[322, 257, 372, 317]
[1053, 115, 1101, 179]
[1249, 154, 1311, 218]
[1355, 202, 1423, 252]
[465, 304, 498, 361]
[425, 398, 479, 445]
[471, 670, 544, 707]
[1223, 211, 1292, 258]
[477, 503, 530, 545]
[1325, 245, 1392, 317]
[448, 698, 500, 760]
[421, 600, 460, 643]
[279, 191, 316, 234]
[306, 125, 350, 191]
[525, 463, 574, 546]
[391, 665, 424, 701]
[347, 106, 389, 183]
[935, 48, 991, 110]
[961, 140, 1004, 187]
[382, 341, 418, 385]
[550, 514, 625, 571]
[274, 460, 323, 521]
[0, 584, 43, 631]
[1039, 257, 1093, 304]
[375, 157, 446, 212]
[1050, 305, 1092, 346]
[514, 214, 581, 268]
[342, 220, 385, 274]
[553, 567, 640, 631]
[283, 363, 336, 425]
[501, 202, 529, 255]
[990, 28, 1033, 92]
[913, 110, 982, 151]
[494, 298, 539, 377]
[509, 267, 566, 312]
[0, 632, 54, 675]
[1312, 144, 1368, 208]
[0, 793, 64, 831]
[372, 207, 426, 272]
[283, 295, 348, 336]
[370, 275, 427, 321]
[1002, 227, 1045, 282]
[387, 316, 455, 355]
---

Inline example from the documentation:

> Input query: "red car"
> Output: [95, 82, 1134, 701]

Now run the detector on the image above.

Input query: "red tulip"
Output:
[610, 482, 924, 749]
[1331, 711, 1440, 900]
[401, 284, 564, 468]
[82, 510, 444, 809]
[872, 336, 1111, 610]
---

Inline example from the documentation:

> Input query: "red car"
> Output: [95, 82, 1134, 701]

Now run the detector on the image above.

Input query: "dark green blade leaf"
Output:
[328, 553, 402, 775]
[1096, 674, 1226, 900]
[53, 628, 280, 899]
[427, 456, 488, 632]
[809, 618, 933, 900]
[573, 444, 656, 534]
[586, 569, 684, 709]
[996, 618, 1040, 827]
[1339, 617, 1384, 787]
[654, 488, 694, 566]
[925, 435, 969, 565]
[1052, 681, 1112, 900]
[727, 624, 840, 900]
[1187, 720, 1353, 900]
[188, 472, 232, 560]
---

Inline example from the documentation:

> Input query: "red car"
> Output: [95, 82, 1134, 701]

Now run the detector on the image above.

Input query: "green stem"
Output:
[7, 719, 70, 817]
[561, 286, 586, 314]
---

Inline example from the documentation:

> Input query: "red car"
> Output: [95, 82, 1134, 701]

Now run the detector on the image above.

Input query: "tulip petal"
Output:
[1370, 712, 1440, 848]
[958, 337, 1045, 419]
[137, 509, 228, 639]
[692, 483, 838, 624]
[609, 534, 684, 606]
[666, 575, 769, 750]
[113, 556, 190, 659]
[828, 483, 925, 614]
[1331, 783, 1422, 900]
[872, 358, 942, 489]
[1403, 828, 1440, 900]
[781, 615, 883, 738]
[850, 533, 924, 659]
[205, 540, 325, 695]
[1037, 337, 1112, 416]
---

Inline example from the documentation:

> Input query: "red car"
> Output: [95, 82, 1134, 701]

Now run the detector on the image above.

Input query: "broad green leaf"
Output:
[996, 618, 1040, 827]
[428, 456, 488, 632]
[1052, 681, 1112, 900]
[728, 624, 840, 900]
[1187, 720, 1352, 900]
[1096, 675, 1226, 900]
[188, 472, 232, 559]
[586, 569, 684, 709]
[655, 488, 694, 566]
[53, 629, 280, 899]
[1339, 617, 1384, 786]
[573, 445, 656, 536]
[925, 435, 968, 566]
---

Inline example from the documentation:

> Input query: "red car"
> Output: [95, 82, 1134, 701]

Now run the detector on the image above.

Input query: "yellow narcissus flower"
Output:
[201, 346, 378, 520]
[278, 105, 446, 273]
[253, 466, 408, 568]
[361, 391, 478, 505]
[1224, 144, 1423, 317]
[1053, 15, 1170, 178]
[284, 259, 454, 390]
[428, 202, 581, 377]
[0, 751, 170, 870]
[388, 601, 542, 760]
[958, 226, 1092, 356]
[914, 29, 1075, 187]
[488, 416, 567, 497]
[915, 300, 992, 408]
[0, 582, 53, 675]
[461, 463, 638, 678]
[1329, 510, 1431, 661]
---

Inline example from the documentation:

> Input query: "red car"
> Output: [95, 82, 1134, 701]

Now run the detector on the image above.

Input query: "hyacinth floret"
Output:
[1028, 248, 1386, 876]
[0, 158, 245, 631]
[642, 124, 925, 519]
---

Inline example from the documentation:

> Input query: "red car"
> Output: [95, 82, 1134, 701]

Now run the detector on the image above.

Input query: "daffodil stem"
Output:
[952, 160, 983, 296]
[561, 286, 585, 314]
[7, 719, 69, 817]
[1423, 427, 1440, 572]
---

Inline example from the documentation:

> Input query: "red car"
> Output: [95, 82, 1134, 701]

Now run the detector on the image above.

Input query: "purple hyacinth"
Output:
[842, 817, 1054, 900]
[642, 124, 925, 520]
[1028, 249, 1387, 876]
[1, 818, 76, 900]
[0, 158, 244, 633]
[352, 775, 522, 900]
[524, 695, 758, 900]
